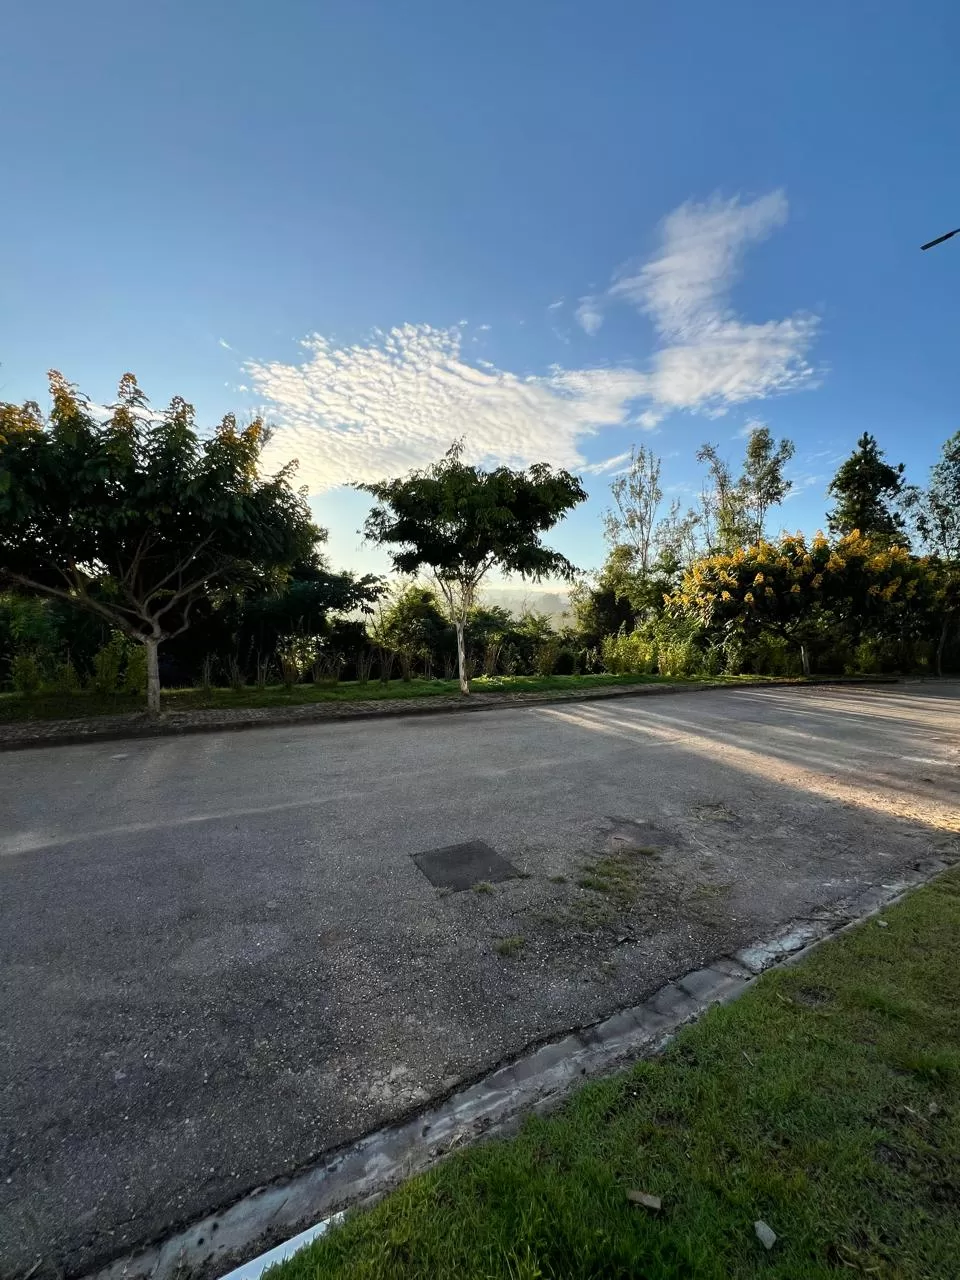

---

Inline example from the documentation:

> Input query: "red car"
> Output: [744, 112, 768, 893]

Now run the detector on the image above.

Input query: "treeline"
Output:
[1, 370, 957, 708]
[575, 427, 959, 678]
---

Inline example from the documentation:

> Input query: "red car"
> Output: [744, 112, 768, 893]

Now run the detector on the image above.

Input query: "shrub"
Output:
[601, 630, 656, 675]
[533, 639, 561, 677]
[722, 634, 748, 675]
[11, 652, 43, 695]
[124, 645, 148, 694]
[48, 657, 82, 694]
[553, 647, 578, 676]
[849, 638, 884, 675]
[700, 646, 724, 677]
[277, 634, 314, 688]
[88, 633, 128, 695]
[657, 637, 698, 678]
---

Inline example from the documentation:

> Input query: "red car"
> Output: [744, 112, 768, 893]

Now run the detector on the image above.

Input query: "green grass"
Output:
[493, 935, 526, 958]
[267, 869, 960, 1280]
[576, 849, 658, 904]
[0, 672, 767, 724]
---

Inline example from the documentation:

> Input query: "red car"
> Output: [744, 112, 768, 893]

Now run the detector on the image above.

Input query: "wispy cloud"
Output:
[248, 324, 649, 492]
[547, 298, 565, 311]
[247, 191, 818, 493]
[218, 338, 233, 350]
[581, 191, 817, 416]
[580, 450, 634, 476]
[575, 296, 603, 336]
[783, 471, 824, 501]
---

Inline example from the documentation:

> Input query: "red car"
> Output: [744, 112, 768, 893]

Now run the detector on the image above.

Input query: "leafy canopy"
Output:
[0, 371, 320, 648]
[827, 432, 907, 544]
[358, 443, 587, 607]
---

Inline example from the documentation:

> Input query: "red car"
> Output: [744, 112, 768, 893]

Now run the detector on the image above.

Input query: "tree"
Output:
[603, 445, 663, 573]
[370, 583, 450, 677]
[827, 432, 907, 544]
[738, 425, 795, 545]
[358, 443, 586, 694]
[671, 531, 931, 677]
[695, 443, 747, 553]
[0, 371, 319, 712]
[908, 431, 960, 674]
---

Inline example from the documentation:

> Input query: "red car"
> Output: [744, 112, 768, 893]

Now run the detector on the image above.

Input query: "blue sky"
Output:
[2, 1, 959, 586]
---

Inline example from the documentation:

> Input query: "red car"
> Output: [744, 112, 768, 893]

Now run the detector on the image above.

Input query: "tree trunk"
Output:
[936, 619, 948, 679]
[455, 617, 470, 695]
[145, 636, 161, 715]
[799, 642, 811, 677]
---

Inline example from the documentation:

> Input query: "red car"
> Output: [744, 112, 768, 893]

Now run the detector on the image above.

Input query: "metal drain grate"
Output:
[412, 840, 518, 891]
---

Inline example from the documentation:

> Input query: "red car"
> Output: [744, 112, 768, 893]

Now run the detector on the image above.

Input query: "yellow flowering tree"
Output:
[672, 533, 831, 675]
[671, 531, 938, 676]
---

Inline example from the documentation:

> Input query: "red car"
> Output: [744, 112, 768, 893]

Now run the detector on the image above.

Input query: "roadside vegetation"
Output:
[0, 671, 758, 723]
[265, 869, 960, 1280]
[2, 374, 958, 715]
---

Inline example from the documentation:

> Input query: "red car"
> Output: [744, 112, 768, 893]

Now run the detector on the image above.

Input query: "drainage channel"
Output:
[87, 857, 950, 1280]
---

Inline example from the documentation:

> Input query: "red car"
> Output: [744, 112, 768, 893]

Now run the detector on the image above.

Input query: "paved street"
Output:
[1, 682, 958, 1277]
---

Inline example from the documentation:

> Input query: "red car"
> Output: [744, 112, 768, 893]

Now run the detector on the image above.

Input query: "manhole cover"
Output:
[412, 840, 518, 891]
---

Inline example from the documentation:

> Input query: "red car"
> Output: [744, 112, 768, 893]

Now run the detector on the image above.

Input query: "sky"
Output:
[2, 1, 959, 590]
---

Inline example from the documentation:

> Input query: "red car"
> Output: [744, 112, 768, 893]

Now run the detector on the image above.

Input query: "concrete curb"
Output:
[0, 676, 900, 753]
[85, 852, 950, 1280]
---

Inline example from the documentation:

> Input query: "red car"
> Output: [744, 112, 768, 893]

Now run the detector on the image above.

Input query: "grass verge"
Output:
[267, 869, 960, 1279]
[0, 672, 770, 724]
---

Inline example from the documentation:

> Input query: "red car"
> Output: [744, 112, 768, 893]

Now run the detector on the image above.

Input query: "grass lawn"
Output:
[0, 672, 761, 723]
[267, 869, 960, 1280]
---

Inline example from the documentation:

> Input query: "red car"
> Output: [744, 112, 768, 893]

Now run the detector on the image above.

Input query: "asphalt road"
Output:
[2, 682, 958, 1277]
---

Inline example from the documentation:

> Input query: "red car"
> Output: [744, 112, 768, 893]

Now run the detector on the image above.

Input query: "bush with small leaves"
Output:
[49, 657, 82, 694]
[533, 639, 561, 676]
[124, 645, 148, 695]
[11, 651, 43, 695]
[553, 647, 578, 676]
[88, 633, 128, 695]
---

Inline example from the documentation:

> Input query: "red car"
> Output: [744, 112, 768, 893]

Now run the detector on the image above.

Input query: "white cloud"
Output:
[218, 338, 233, 350]
[735, 417, 766, 439]
[611, 191, 788, 336]
[608, 192, 816, 414]
[581, 450, 634, 475]
[477, 323, 491, 331]
[575, 296, 603, 335]
[247, 191, 818, 495]
[783, 471, 823, 501]
[248, 323, 649, 492]
[547, 298, 565, 311]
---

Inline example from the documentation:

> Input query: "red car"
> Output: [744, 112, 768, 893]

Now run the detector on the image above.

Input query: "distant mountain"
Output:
[480, 585, 573, 623]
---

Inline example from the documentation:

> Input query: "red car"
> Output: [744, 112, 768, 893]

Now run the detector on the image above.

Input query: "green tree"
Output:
[695, 443, 747, 553]
[358, 443, 586, 694]
[738, 424, 795, 545]
[371, 583, 450, 676]
[672, 531, 934, 677]
[827, 432, 907, 544]
[603, 445, 663, 573]
[908, 431, 960, 674]
[0, 372, 319, 712]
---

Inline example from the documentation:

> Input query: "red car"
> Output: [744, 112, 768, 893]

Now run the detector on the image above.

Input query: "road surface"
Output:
[1, 682, 958, 1276]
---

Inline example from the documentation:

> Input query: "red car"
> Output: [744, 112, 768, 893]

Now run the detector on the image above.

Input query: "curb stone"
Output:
[83, 853, 950, 1280]
[0, 676, 900, 753]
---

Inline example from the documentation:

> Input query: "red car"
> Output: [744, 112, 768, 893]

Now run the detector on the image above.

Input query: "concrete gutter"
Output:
[0, 676, 900, 753]
[85, 852, 949, 1280]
